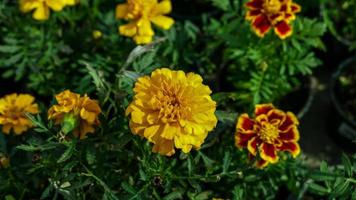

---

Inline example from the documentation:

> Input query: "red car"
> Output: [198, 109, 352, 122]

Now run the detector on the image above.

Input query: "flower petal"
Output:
[274, 20, 293, 39]
[255, 104, 274, 116]
[119, 22, 138, 37]
[291, 3, 301, 13]
[116, 4, 128, 19]
[256, 159, 269, 168]
[279, 126, 299, 142]
[235, 131, 256, 148]
[154, 0, 172, 15]
[279, 112, 299, 132]
[236, 113, 255, 132]
[46, 0, 65, 11]
[246, 0, 263, 10]
[33, 4, 50, 21]
[152, 138, 175, 156]
[252, 15, 271, 37]
[259, 142, 279, 163]
[267, 108, 286, 125]
[150, 15, 174, 30]
[278, 142, 301, 158]
[246, 10, 261, 20]
[247, 136, 260, 156]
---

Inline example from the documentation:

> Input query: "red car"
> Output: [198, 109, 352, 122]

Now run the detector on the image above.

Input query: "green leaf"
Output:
[58, 140, 76, 163]
[330, 180, 350, 199]
[0, 45, 20, 53]
[215, 110, 238, 125]
[222, 151, 232, 173]
[210, 0, 230, 11]
[341, 154, 352, 177]
[162, 190, 184, 200]
[308, 183, 329, 195]
[194, 191, 212, 200]
[86, 147, 96, 165]
[121, 182, 137, 194]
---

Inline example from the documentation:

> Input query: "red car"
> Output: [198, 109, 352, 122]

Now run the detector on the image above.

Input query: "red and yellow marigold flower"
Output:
[126, 68, 218, 156]
[235, 104, 301, 168]
[245, 0, 301, 39]
[115, 0, 175, 44]
[48, 90, 101, 139]
[19, 0, 79, 21]
[0, 93, 39, 135]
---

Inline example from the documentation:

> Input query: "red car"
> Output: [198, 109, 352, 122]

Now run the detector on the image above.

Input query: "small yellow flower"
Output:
[19, 0, 78, 21]
[0, 93, 39, 135]
[126, 68, 218, 156]
[48, 90, 101, 139]
[92, 30, 103, 39]
[116, 0, 175, 44]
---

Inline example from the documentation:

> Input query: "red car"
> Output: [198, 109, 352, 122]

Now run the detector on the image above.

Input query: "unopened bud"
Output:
[61, 113, 78, 134]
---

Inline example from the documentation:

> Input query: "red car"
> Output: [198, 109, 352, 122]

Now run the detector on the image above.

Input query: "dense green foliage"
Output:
[0, 0, 355, 199]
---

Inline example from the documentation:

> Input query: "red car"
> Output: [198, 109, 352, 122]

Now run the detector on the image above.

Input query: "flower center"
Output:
[263, 0, 282, 14]
[259, 122, 279, 143]
[157, 83, 189, 123]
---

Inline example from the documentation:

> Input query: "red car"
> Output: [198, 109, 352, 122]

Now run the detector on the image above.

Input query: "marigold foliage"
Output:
[116, 0, 175, 44]
[126, 68, 218, 156]
[0, 93, 39, 135]
[235, 104, 300, 168]
[48, 90, 101, 139]
[245, 0, 301, 39]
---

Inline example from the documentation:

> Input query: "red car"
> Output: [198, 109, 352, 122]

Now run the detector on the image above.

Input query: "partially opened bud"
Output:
[0, 154, 10, 169]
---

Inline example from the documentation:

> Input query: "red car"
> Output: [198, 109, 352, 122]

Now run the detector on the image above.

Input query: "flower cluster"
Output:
[0, 94, 39, 135]
[235, 104, 301, 168]
[20, 0, 79, 21]
[116, 0, 175, 44]
[48, 90, 101, 139]
[245, 0, 301, 39]
[126, 68, 218, 156]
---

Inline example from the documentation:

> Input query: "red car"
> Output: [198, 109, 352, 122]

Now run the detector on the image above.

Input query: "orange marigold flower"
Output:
[115, 0, 175, 44]
[245, 0, 301, 39]
[0, 93, 39, 135]
[235, 104, 301, 168]
[126, 68, 218, 156]
[48, 90, 101, 139]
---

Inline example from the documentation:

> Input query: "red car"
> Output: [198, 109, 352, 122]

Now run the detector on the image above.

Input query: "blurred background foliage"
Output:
[0, 0, 355, 199]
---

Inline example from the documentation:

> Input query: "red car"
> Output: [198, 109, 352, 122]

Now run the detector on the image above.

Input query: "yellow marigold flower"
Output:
[0, 93, 39, 135]
[48, 90, 101, 139]
[126, 68, 218, 156]
[116, 0, 175, 44]
[245, 0, 301, 39]
[235, 104, 301, 168]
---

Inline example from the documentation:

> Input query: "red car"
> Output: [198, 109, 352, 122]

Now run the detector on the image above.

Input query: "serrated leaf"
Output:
[308, 183, 329, 195]
[341, 154, 352, 177]
[222, 151, 232, 173]
[330, 180, 350, 199]
[58, 140, 76, 163]
[0, 45, 20, 53]
[121, 182, 136, 194]
[162, 190, 184, 200]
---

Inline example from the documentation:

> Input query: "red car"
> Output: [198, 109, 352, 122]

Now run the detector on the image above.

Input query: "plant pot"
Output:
[278, 76, 318, 119]
[330, 56, 356, 151]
